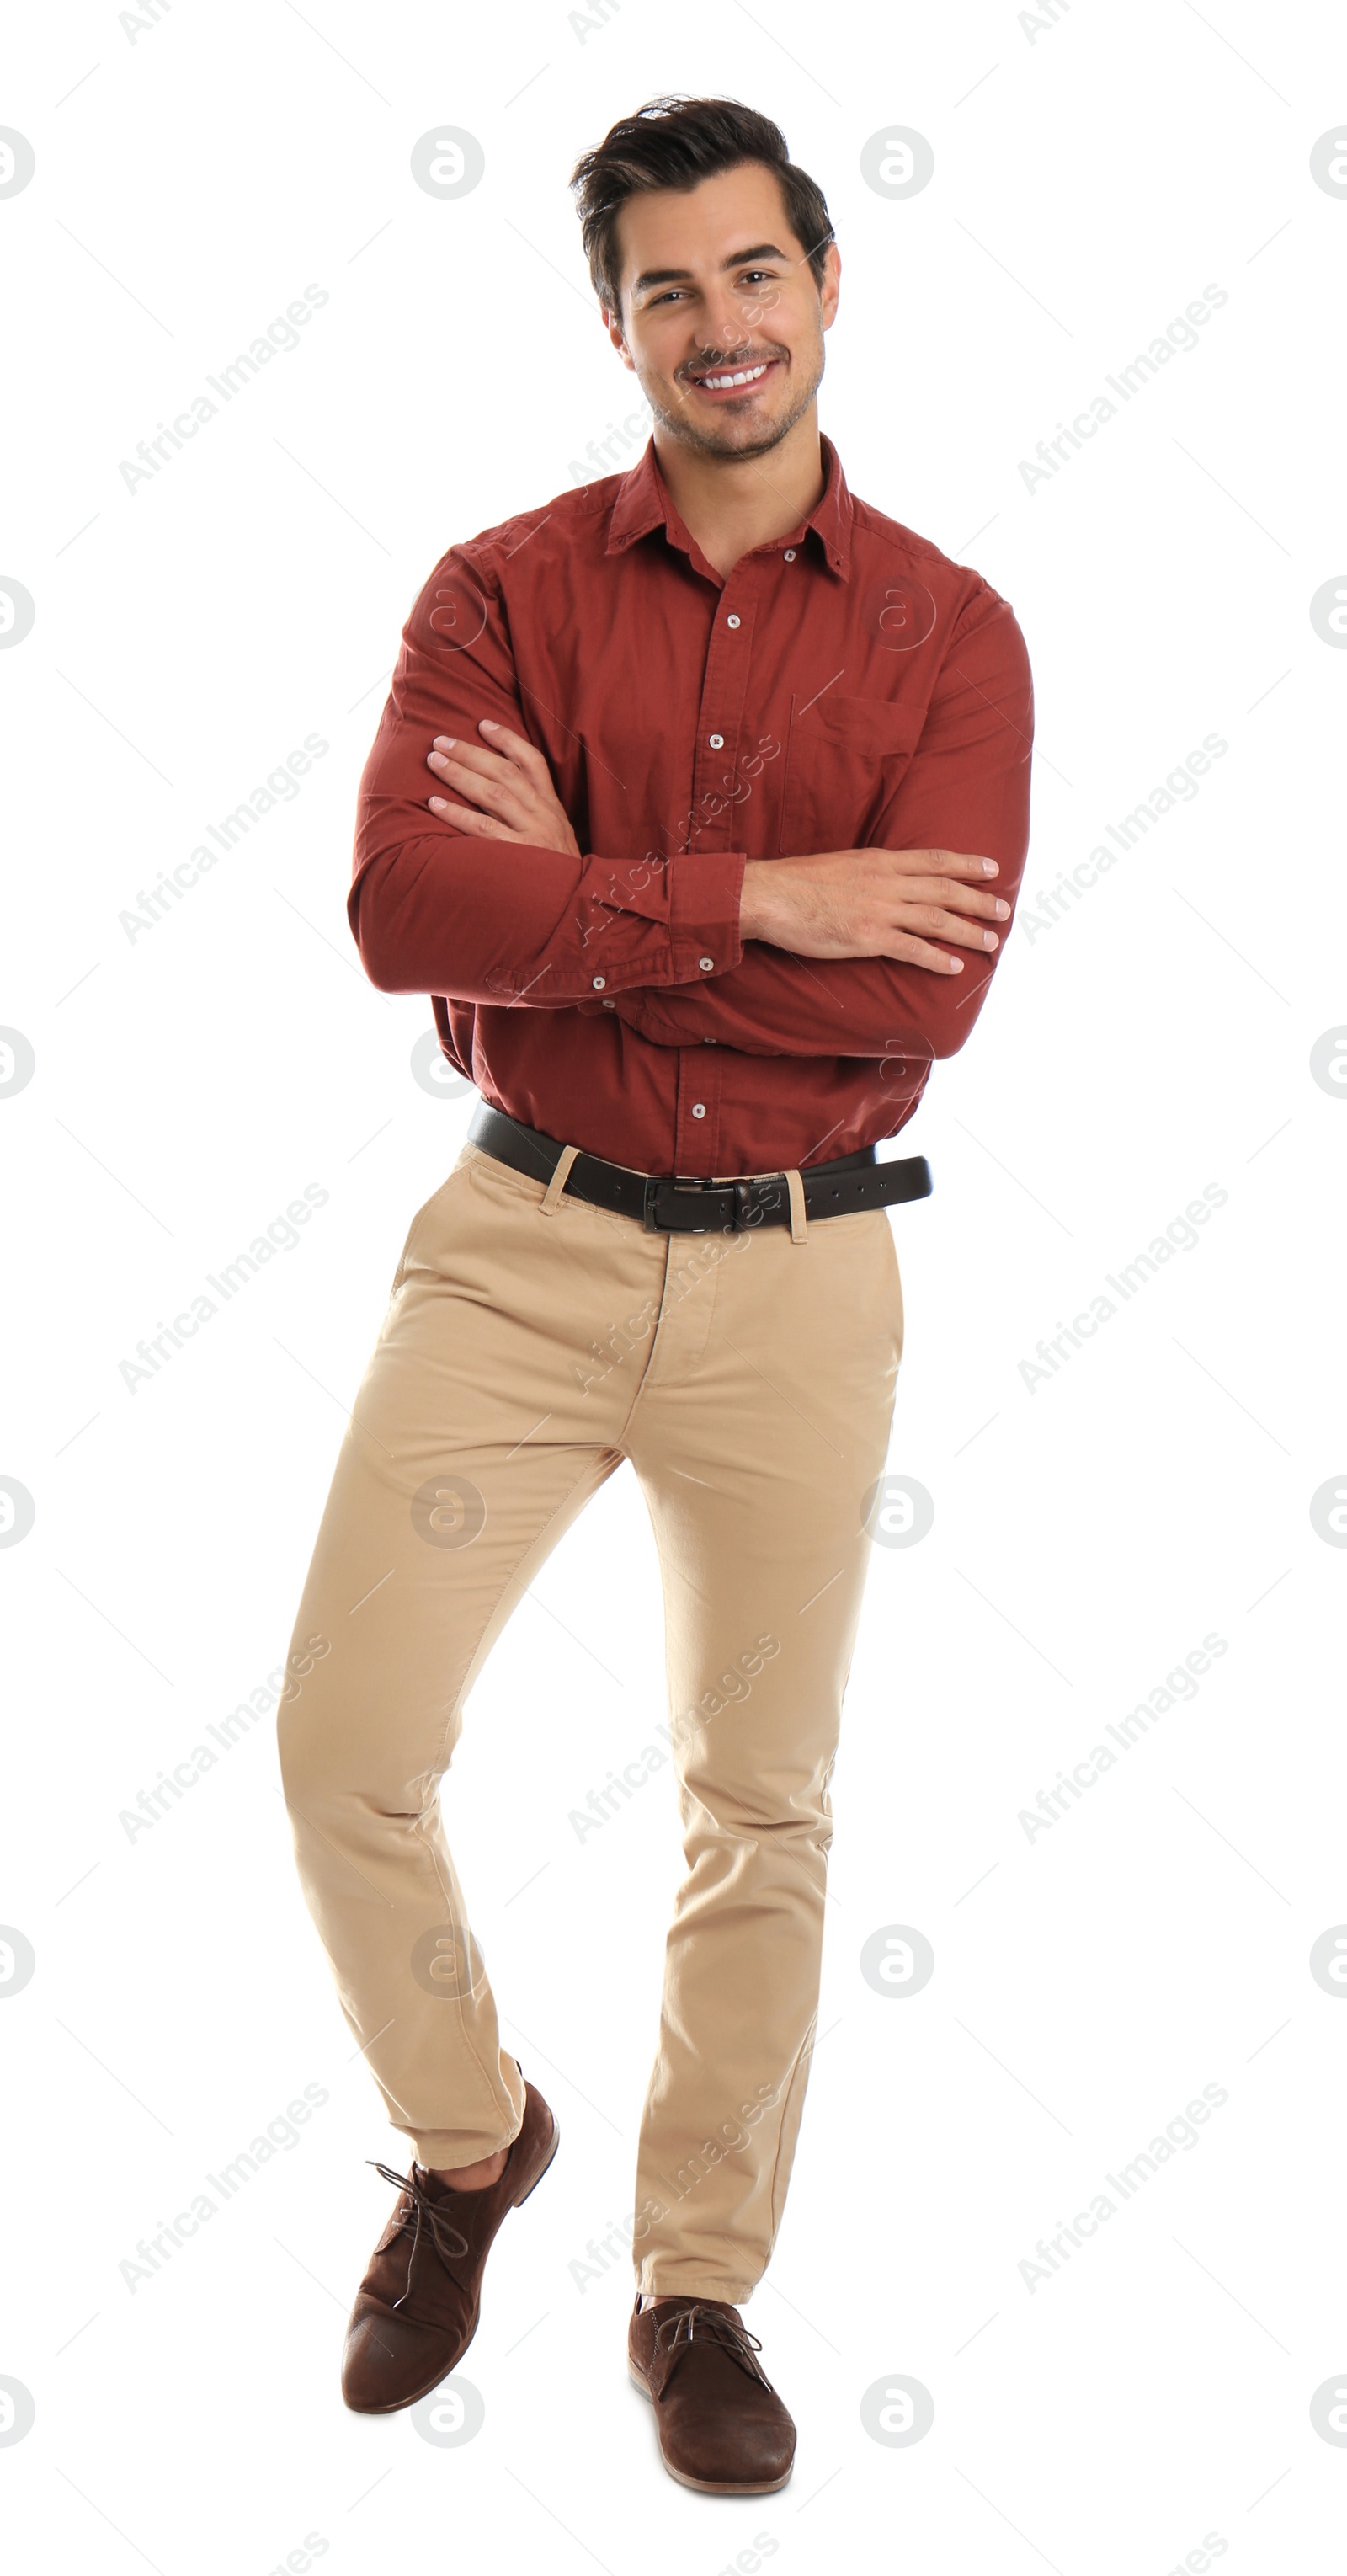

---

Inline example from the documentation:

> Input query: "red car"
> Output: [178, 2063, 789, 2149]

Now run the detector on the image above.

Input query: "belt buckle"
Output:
[642, 1172, 732, 1232]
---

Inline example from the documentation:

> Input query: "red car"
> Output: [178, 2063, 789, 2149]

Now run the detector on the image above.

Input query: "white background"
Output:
[3, 3, 1345, 2571]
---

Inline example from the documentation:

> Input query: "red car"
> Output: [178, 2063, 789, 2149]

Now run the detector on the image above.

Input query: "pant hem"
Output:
[636, 2270, 759, 2307]
[407, 2123, 522, 2170]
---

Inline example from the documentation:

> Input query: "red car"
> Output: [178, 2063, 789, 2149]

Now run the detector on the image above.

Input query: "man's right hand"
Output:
[739, 847, 1011, 973]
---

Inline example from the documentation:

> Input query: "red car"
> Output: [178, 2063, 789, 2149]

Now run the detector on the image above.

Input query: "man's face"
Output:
[604, 162, 840, 461]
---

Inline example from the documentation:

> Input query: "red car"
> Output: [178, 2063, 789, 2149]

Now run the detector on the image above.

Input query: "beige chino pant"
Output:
[277, 1136, 903, 2304]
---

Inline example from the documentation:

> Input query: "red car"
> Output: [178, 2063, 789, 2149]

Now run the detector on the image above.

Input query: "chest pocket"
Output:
[778, 692, 925, 856]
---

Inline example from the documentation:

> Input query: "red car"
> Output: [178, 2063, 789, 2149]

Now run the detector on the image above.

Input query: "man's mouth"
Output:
[685, 357, 780, 399]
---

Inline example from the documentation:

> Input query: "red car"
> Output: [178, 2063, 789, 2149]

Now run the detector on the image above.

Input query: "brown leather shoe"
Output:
[628, 2296, 796, 2493]
[341, 2078, 558, 2413]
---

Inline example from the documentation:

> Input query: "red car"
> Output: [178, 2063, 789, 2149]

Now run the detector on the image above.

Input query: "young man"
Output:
[277, 95, 1032, 2493]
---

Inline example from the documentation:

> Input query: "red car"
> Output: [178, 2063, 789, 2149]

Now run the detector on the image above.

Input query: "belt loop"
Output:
[539, 1142, 581, 1215]
[785, 1167, 808, 1243]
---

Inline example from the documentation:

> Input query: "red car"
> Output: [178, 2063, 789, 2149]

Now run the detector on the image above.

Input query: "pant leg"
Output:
[620, 1197, 903, 2303]
[276, 1140, 669, 2168]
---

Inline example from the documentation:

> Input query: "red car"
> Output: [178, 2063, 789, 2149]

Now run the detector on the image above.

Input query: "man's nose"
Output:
[697, 295, 759, 358]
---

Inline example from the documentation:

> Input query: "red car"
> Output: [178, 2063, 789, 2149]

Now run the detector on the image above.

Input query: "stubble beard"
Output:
[644, 339, 825, 463]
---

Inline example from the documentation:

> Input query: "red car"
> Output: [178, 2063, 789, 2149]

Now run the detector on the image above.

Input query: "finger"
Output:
[426, 725, 547, 793]
[428, 795, 514, 839]
[898, 881, 1011, 923]
[897, 904, 1000, 951]
[429, 753, 535, 829]
[477, 718, 553, 783]
[884, 845, 1000, 878]
[427, 737, 518, 785]
[885, 935, 966, 973]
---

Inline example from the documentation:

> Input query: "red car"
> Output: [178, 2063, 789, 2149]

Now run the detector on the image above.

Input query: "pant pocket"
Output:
[389, 1149, 477, 1295]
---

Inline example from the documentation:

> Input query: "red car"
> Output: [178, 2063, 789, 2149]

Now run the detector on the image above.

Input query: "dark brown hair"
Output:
[569, 95, 835, 317]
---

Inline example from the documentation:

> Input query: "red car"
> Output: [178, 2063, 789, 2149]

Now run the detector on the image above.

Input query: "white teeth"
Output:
[699, 361, 769, 390]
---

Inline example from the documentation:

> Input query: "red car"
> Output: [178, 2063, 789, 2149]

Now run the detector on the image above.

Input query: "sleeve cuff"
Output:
[570, 845, 747, 993]
[666, 846, 747, 980]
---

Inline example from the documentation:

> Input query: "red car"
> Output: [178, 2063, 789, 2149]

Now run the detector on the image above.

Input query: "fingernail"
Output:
[982, 859, 998, 874]
[480, 718, 498, 731]
[994, 899, 1010, 918]
[982, 931, 999, 947]
[950, 957, 964, 971]
[429, 796, 446, 811]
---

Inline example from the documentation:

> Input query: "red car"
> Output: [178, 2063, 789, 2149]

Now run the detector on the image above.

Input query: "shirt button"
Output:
[783, 548, 796, 562]
[726, 614, 741, 629]
[591, 975, 605, 989]
[708, 733, 724, 749]
[691, 1103, 706, 1118]
[699, 956, 714, 971]
[602, 1000, 615, 1009]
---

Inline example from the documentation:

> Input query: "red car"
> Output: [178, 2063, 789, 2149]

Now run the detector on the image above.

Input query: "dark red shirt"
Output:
[349, 435, 1033, 1178]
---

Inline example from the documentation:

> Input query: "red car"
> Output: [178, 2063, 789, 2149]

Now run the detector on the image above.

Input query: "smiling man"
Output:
[277, 94, 1032, 2493]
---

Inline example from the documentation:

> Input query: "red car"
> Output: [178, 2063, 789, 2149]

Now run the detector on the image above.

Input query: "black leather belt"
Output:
[467, 1102, 933, 1233]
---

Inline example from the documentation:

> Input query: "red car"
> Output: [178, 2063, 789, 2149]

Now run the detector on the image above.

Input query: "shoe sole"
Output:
[626, 2359, 795, 2493]
[343, 2115, 561, 2416]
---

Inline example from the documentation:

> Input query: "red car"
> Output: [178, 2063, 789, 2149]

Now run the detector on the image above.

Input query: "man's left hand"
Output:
[426, 721, 580, 856]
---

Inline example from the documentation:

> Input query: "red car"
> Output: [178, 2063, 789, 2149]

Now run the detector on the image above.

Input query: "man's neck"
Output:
[652, 408, 826, 583]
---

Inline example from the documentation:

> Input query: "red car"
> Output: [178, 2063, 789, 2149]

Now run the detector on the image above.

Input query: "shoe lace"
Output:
[652, 2301, 775, 2391]
[367, 2160, 471, 2312]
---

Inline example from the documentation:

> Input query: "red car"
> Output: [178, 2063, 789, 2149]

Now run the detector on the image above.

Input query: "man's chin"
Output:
[654, 392, 813, 461]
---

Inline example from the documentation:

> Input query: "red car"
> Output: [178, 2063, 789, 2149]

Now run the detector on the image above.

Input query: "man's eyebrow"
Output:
[629, 243, 789, 296]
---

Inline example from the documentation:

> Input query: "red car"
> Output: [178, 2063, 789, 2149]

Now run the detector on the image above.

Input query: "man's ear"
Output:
[602, 304, 636, 371]
[820, 242, 842, 332]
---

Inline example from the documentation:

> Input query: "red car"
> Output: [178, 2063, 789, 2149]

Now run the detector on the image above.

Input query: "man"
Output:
[277, 93, 1031, 2493]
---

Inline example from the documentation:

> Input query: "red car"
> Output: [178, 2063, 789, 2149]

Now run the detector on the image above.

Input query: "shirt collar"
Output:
[605, 430, 853, 581]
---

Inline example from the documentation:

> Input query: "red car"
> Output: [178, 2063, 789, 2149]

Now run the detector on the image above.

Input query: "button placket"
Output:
[674, 569, 754, 1170]
[674, 1035, 723, 1171]
[687, 583, 754, 858]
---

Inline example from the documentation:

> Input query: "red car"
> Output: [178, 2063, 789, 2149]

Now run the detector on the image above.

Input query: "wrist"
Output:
[739, 860, 785, 943]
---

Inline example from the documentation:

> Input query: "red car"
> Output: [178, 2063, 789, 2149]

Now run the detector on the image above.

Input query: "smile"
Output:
[689, 360, 776, 395]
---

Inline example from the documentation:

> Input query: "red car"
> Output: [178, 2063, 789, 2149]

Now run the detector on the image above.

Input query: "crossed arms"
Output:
[350, 552, 1033, 1064]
